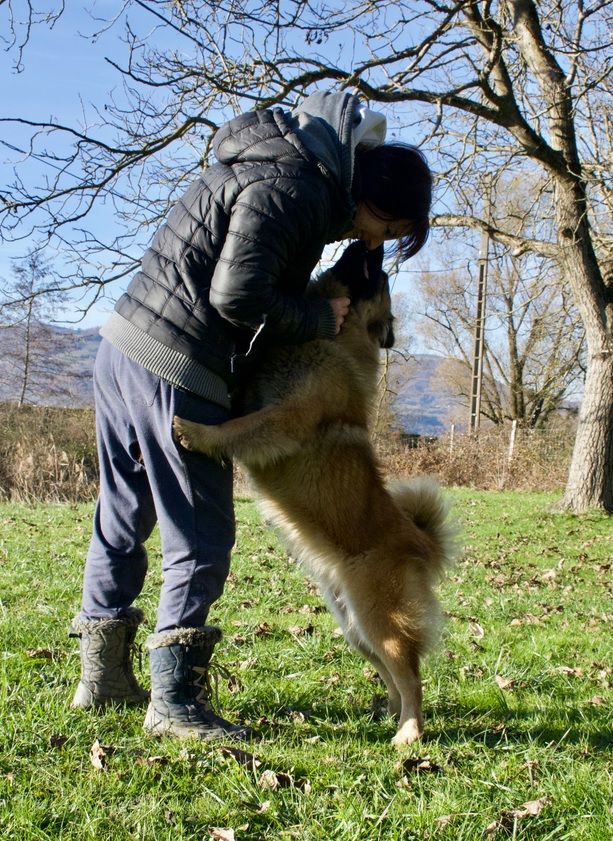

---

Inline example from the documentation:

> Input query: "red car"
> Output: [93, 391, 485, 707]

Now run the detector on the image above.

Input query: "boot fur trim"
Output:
[146, 626, 222, 650]
[70, 607, 145, 635]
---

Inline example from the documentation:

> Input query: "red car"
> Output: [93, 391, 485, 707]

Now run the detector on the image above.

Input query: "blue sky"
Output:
[1, 2, 141, 325]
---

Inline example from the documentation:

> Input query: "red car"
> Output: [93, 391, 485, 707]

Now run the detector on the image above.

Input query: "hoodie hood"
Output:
[291, 90, 386, 193]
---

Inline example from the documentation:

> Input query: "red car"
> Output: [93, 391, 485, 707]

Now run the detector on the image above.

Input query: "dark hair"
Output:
[353, 142, 433, 260]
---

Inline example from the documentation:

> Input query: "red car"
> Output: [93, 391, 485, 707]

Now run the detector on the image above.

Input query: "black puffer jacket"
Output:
[100, 91, 372, 408]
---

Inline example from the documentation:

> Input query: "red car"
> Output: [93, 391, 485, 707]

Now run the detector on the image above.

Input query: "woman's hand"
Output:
[328, 296, 351, 334]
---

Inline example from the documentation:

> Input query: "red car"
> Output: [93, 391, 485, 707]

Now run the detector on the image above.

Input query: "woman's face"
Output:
[346, 203, 412, 251]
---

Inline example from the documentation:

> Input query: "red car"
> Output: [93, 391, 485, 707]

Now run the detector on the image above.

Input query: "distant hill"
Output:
[389, 354, 465, 436]
[0, 324, 101, 406]
[0, 324, 460, 434]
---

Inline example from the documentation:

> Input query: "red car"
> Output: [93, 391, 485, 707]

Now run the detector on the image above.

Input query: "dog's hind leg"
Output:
[346, 631, 402, 719]
[388, 645, 424, 746]
[367, 632, 424, 746]
[337, 583, 426, 746]
[320, 586, 402, 718]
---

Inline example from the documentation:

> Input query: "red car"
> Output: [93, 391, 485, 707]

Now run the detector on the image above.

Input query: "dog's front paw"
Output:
[173, 416, 208, 453]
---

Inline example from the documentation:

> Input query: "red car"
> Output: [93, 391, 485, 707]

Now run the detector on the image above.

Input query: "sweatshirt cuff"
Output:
[312, 299, 337, 340]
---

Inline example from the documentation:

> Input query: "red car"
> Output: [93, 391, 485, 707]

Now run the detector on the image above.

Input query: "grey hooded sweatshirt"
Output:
[100, 90, 386, 408]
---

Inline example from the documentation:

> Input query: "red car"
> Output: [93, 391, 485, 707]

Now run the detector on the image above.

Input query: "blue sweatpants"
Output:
[80, 339, 235, 632]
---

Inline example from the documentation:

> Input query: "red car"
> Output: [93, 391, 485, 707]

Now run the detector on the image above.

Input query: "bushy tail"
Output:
[388, 476, 459, 579]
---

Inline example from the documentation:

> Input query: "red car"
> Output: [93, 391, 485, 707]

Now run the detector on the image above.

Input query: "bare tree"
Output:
[416, 177, 586, 428]
[1, 0, 611, 510]
[0, 250, 75, 405]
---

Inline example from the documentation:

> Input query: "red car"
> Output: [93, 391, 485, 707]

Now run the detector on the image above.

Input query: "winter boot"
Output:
[70, 608, 149, 709]
[143, 626, 251, 741]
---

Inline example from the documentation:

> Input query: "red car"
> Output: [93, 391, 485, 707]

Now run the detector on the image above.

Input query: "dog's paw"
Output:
[172, 416, 202, 452]
[391, 718, 423, 747]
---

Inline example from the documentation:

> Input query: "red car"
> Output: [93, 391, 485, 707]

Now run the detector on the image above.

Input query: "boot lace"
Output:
[192, 661, 238, 712]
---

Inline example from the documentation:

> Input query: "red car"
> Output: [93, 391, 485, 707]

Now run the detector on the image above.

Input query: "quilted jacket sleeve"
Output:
[208, 175, 338, 345]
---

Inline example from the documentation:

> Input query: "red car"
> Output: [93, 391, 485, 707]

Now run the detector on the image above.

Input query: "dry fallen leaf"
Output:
[556, 666, 584, 677]
[495, 675, 515, 690]
[209, 828, 235, 841]
[135, 755, 169, 767]
[510, 613, 542, 626]
[468, 620, 485, 639]
[90, 739, 110, 771]
[287, 624, 315, 637]
[516, 797, 548, 816]
[299, 603, 325, 615]
[26, 648, 55, 660]
[396, 757, 443, 775]
[258, 767, 309, 792]
[258, 769, 281, 791]
[219, 746, 261, 771]
[485, 796, 548, 834]
[436, 814, 453, 828]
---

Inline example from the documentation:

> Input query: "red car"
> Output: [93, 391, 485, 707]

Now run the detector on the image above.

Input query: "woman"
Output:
[70, 89, 433, 741]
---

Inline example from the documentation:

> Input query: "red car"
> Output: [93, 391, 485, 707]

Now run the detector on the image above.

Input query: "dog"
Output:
[173, 242, 456, 745]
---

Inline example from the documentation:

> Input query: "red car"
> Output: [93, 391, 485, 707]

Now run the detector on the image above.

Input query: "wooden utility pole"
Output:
[469, 180, 492, 433]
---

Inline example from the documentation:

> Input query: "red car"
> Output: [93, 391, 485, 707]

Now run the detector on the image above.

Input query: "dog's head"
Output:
[329, 241, 395, 349]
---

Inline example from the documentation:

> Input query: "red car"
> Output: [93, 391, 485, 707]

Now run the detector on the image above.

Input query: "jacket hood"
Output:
[213, 107, 314, 169]
[213, 90, 386, 196]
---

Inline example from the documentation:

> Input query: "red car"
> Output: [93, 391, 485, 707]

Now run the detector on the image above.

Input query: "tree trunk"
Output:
[511, 0, 612, 512]
[18, 302, 34, 407]
[560, 351, 613, 512]
[554, 181, 613, 513]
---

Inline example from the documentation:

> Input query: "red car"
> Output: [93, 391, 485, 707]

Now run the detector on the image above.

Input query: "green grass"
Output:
[0, 489, 611, 840]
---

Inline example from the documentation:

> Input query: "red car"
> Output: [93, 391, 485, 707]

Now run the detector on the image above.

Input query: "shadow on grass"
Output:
[242, 693, 613, 753]
[423, 698, 613, 753]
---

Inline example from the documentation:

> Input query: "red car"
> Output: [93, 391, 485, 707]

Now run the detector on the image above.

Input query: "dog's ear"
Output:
[364, 244, 385, 286]
[331, 242, 385, 301]
[330, 241, 368, 286]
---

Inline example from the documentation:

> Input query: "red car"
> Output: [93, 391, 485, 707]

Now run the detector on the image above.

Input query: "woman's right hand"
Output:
[328, 296, 351, 334]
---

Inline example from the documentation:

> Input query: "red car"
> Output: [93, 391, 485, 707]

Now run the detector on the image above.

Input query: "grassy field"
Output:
[0, 488, 611, 840]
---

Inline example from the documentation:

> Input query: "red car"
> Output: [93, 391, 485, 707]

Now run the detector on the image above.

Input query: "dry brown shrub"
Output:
[0, 404, 98, 502]
[0, 403, 575, 503]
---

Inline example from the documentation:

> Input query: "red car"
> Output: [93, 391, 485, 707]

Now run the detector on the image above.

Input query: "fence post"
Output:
[449, 423, 455, 456]
[507, 419, 518, 466]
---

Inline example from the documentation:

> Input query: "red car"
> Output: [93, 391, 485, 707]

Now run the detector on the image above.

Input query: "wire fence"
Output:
[376, 422, 575, 491]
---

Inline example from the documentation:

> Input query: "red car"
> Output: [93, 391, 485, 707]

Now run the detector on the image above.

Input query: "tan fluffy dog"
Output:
[173, 242, 456, 745]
